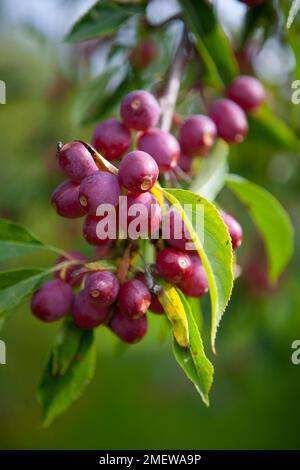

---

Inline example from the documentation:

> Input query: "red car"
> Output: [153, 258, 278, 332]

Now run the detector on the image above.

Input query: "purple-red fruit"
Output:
[55, 250, 87, 286]
[179, 115, 217, 157]
[118, 151, 159, 193]
[118, 279, 151, 319]
[164, 210, 193, 251]
[31, 279, 73, 322]
[156, 248, 192, 284]
[177, 152, 192, 173]
[120, 90, 160, 131]
[130, 39, 157, 69]
[91, 118, 131, 161]
[72, 290, 108, 329]
[209, 99, 248, 144]
[79, 171, 121, 215]
[178, 254, 208, 298]
[238, 0, 264, 6]
[121, 192, 161, 238]
[85, 271, 119, 306]
[83, 215, 113, 245]
[57, 141, 98, 182]
[136, 273, 164, 314]
[51, 180, 85, 218]
[226, 75, 265, 112]
[110, 308, 148, 343]
[137, 128, 180, 173]
[220, 211, 243, 249]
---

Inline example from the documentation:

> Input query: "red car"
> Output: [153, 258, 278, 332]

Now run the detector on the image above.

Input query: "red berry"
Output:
[156, 248, 192, 284]
[85, 271, 119, 306]
[83, 215, 114, 246]
[72, 290, 108, 329]
[220, 211, 243, 249]
[137, 128, 180, 173]
[57, 141, 98, 182]
[130, 38, 157, 69]
[177, 152, 192, 173]
[118, 151, 159, 193]
[79, 171, 121, 215]
[120, 90, 160, 131]
[238, 0, 264, 6]
[94, 241, 112, 260]
[164, 209, 193, 251]
[135, 273, 164, 314]
[51, 180, 85, 218]
[55, 250, 87, 286]
[209, 99, 248, 144]
[120, 192, 161, 239]
[110, 308, 148, 343]
[226, 75, 265, 112]
[31, 279, 73, 322]
[118, 279, 151, 318]
[178, 254, 208, 297]
[91, 118, 131, 161]
[179, 115, 217, 157]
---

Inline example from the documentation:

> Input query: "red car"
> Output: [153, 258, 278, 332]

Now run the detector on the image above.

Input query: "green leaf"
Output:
[179, 0, 239, 85]
[248, 106, 300, 153]
[0, 219, 45, 262]
[65, 1, 146, 43]
[158, 279, 189, 348]
[287, 0, 300, 29]
[173, 289, 213, 406]
[38, 322, 96, 426]
[226, 174, 294, 283]
[161, 188, 234, 353]
[189, 140, 229, 201]
[0, 268, 49, 318]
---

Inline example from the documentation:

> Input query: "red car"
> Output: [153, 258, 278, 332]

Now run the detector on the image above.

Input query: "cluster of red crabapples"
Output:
[31, 74, 265, 344]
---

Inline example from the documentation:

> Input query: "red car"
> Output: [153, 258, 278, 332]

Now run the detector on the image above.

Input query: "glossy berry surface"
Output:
[91, 118, 131, 161]
[226, 75, 265, 112]
[55, 250, 87, 286]
[85, 271, 119, 306]
[72, 290, 108, 329]
[156, 248, 192, 284]
[57, 141, 98, 182]
[83, 215, 114, 245]
[118, 150, 159, 193]
[177, 152, 192, 173]
[178, 253, 208, 298]
[118, 279, 151, 318]
[209, 99, 248, 143]
[121, 191, 161, 238]
[164, 209, 193, 251]
[51, 180, 85, 218]
[31, 279, 73, 322]
[79, 171, 121, 215]
[179, 115, 217, 157]
[130, 38, 157, 69]
[221, 211, 243, 250]
[137, 128, 180, 173]
[136, 273, 164, 314]
[120, 90, 160, 131]
[110, 308, 148, 343]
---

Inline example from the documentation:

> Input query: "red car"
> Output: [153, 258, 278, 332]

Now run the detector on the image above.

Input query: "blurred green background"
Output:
[0, 0, 300, 450]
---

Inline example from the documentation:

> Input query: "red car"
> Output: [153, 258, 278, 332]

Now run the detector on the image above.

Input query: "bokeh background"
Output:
[0, 0, 300, 450]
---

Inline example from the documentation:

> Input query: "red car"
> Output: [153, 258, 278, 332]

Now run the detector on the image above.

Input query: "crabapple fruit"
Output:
[55, 250, 87, 286]
[118, 279, 151, 318]
[130, 38, 157, 69]
[79, 171, 121, 215]
[156, 247, 192, 284]
[118, 150, 159, 193]
[83, 215, 113, 245]
[31, 279, 73, 322]
[226, 75, 265, 112]
[179, 115, 217, 157]
[209, 99, 248, 143]
[57, 141, 98, 182]
[137, 128, 180, 173]
[110, 308, 148, 343]
[91, 118, 131, 161]
[220, 211, 243, 249]
[85, 271, 119, 306]
[51, 180, 85, 218]
[178, 253, 208, 297]
[121, 191, 161, 238]
[72, 290, 108, 329]
[120, 90, 160, 131]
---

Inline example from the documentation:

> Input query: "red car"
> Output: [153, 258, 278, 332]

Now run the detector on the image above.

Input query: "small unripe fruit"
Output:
[121, 192, 161, 238]
[164, 209, 192, 251]
[79, 171, 121, 215]
[120, 90, 160, 131]
[135, 273, 164, 314]
[85, 271, 119, 306]
[209, 99, 248, 144]
[130, 38, 157, 69]
[179, 115, 217, 157]
[31, 279, 73, 322]
[178, 254, 208, 298]
[156, 248, 192, 284]
[83, 215, 113, 245]
[72, 290, 108, 329]
[137, 128, 180, 173]
[118, 151, 159, 193]
[110, 308, 148, 343]
[57, 141, 98, 182]
[118, 279, 151, 318]
[91, 118, 131, 161]
[51, 180, 85, 218]
[220, 211, 243, 250]
[55, 250, 87, 286]
[226, 75, 265, 112]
